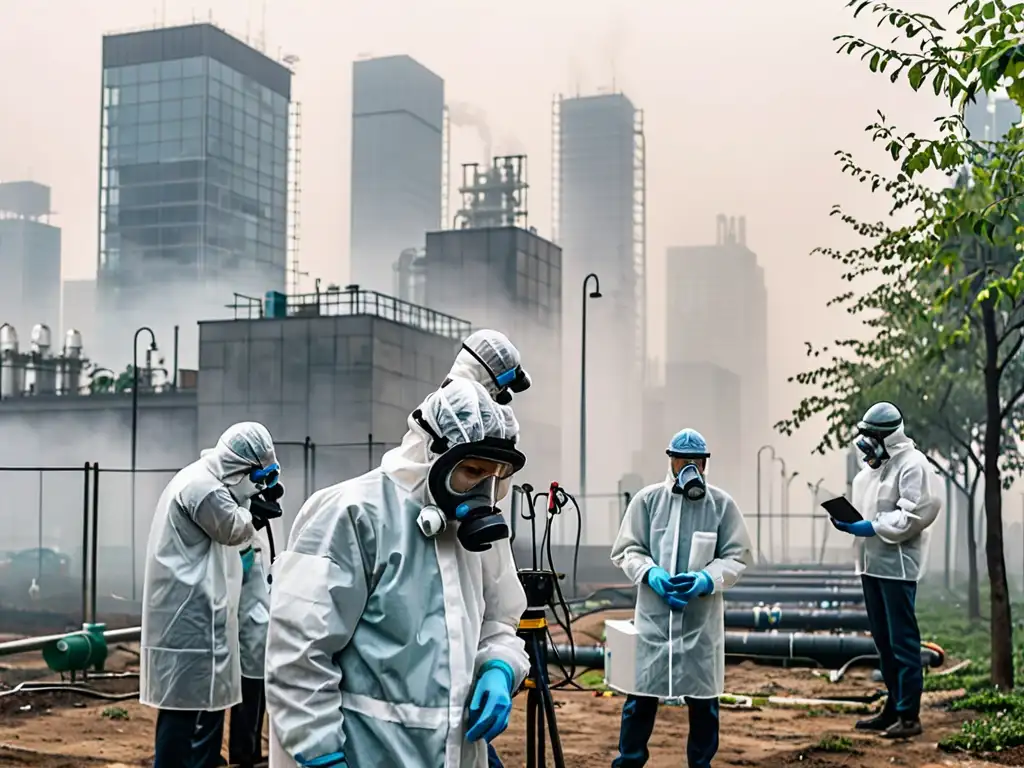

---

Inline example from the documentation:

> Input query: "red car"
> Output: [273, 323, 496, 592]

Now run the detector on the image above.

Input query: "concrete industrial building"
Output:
[97, 23, 292, 369]
[661, 215, 769, 514]
[0, 181, 62, 336]
[553, 92, 646, 506]
[350, 55, 445, 295]
[0, 288, 466, 612]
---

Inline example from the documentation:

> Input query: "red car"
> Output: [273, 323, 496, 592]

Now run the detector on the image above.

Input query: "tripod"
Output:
[517, 569, 566, 768]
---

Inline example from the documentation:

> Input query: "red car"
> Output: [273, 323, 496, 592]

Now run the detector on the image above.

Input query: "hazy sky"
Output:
[0, 0, 950, 499]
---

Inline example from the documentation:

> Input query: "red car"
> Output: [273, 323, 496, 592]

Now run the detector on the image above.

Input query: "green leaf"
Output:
[932, 68, 946, 96]
[870, 51, 881, 72]
[982, 1, 996, 18]
[908, 62, 926, 90]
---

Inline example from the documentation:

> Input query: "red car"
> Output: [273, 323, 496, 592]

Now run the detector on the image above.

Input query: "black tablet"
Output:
[821, 496, 864, 524]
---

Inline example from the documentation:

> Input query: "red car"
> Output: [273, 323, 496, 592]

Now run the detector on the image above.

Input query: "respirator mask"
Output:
[856, 434, 889, 469]
[228, 462, 281, 504]
[411, 410, 526, 552]
[671, 461, 707, 501]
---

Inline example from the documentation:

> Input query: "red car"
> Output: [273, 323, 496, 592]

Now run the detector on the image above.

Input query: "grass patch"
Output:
[813, 734, 854, 752]
[101, 706, 129, 721]
[575, 669, 607, 690]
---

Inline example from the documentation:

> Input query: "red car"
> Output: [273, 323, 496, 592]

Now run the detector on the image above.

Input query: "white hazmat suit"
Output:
[852, 425, 941, 581]
[140, 422, 277, 711]
[445, 329, 529, 402]
[265, 378, 530, 768]
[611, 475, 753, 699]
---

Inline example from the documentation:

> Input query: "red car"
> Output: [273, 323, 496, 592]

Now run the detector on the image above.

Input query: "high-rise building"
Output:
[98, 23, 291, 367]
[0, 181, 61, 336]
[419, 157, 564, 508]
[554, 92, 646, 500]
[663, 215, 768, 513]
[350, 55, 444, 295]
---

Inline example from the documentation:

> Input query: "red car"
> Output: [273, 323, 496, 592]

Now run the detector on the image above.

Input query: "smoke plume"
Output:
[447, 101, 493, 162]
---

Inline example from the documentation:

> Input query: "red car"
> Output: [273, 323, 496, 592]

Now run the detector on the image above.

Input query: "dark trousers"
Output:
[229, 676, 267, 767]
[487, 743, 504, 767]
[612, 694, 720, 768]
[154, 708, 226, 768]
[861, 574, 922, 718]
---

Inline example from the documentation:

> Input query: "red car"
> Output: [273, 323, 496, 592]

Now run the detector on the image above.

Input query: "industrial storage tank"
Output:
[0, 323, 23, 398]
[61, 329, 85, 395]
[27, 323, 56, 396]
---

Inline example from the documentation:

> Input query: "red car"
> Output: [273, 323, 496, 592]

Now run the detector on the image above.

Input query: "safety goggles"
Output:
[446, 456, 517, 494]
[250, 462, 280, 489]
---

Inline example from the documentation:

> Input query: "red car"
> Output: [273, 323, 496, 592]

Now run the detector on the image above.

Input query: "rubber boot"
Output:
[855, 703, 898, 732]
[880, 716, 923, 739]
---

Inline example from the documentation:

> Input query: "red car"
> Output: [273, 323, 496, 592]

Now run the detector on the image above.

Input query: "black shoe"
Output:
[855, 711, 898, 731]
[880, 717, 923, 739]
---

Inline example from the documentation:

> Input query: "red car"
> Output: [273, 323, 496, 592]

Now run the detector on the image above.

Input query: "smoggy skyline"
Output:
[0, 0, 951, 498]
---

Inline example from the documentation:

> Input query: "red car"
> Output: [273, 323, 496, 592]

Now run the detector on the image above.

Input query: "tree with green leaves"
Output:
[779, 0, 1024, 690]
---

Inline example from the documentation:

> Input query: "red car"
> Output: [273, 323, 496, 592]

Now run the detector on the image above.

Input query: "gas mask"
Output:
[411, 410, 526, 552]
[856, 434, 889, 469]
[672, 461, 707, 501]
[456, 340, 532, 405]
[228, 462, 281, 504]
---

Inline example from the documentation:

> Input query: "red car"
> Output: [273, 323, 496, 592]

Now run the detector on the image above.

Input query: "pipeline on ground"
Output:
[551, 635, 944, 672]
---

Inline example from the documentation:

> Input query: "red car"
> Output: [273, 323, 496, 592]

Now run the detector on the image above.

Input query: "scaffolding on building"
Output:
[454, 155, 529, 230]
[287, 101, 307, 294]
[633, 109, 647, 386]
[550, 95, 562, 244]
[441, 105, 451, 229]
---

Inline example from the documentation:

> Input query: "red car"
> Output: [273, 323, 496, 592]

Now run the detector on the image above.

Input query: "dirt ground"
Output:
[0, 620, 1015, 768]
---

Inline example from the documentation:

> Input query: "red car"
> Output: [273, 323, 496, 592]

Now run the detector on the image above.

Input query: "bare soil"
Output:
[0, 621, 1014, 768]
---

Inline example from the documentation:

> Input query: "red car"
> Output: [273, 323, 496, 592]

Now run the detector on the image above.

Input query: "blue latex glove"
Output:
[645, 567, 688, 610]
[295, 752, 347, 767]
[670, 570, 714, 600]
[466, 660, 514, 743]
[240, 546, 255, 575]
[833, 519, 876, 538]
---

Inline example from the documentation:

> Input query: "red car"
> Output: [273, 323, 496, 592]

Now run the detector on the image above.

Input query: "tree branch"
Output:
[998, 332, 1024, 378]
[926, 454, 969, 495]
[999, 381, 1024, 423]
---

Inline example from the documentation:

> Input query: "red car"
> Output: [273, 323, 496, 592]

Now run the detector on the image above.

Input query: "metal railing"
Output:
[229, 288, 473, 340]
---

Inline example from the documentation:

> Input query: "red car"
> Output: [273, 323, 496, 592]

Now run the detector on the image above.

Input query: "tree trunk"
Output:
[981, 299, 1014, 690]
[965, 459, 982, 620]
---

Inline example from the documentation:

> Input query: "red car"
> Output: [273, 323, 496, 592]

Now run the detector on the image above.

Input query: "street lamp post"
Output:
[131, 327, 157, 602]
[579, 273, 602, 517]
[755, 445, 776, 563]
[808, 477, 824, 564]
[782, 467, 799, 562]
[772, 456, 788, 562]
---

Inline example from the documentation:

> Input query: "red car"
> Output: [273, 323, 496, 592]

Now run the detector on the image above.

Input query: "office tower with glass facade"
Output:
[350, 55, 444, 295]
[98, 23, 291, 367]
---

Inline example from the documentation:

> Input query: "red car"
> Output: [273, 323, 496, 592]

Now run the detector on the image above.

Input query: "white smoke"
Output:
[447, 101, 493, 162]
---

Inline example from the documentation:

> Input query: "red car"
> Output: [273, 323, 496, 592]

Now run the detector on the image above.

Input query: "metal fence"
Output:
[0, 435, 398, 629]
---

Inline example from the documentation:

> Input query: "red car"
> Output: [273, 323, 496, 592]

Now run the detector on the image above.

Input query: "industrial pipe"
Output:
[724, 587, 864, 605]
[724, 608, 871, 632]
[0, 625, 140, 658]
[551, 636, 944, 672]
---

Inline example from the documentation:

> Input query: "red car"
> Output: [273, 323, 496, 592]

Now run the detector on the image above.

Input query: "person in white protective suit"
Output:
[443, 329, 530, 768]
[444, 329, 532, 405]
[609, 428, 753, 768]
[140, 422, 282, 768]
[832, 402, 941, 739]
[265, 377, 531, 768]
[230, 536, 272, 767]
